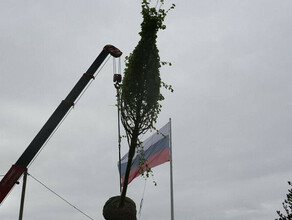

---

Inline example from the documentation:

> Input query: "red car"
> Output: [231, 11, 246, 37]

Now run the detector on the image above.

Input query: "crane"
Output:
[0, 45, 122, 204]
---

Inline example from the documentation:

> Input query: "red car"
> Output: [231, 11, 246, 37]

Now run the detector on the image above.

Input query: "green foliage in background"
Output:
[276, 181, 292, 220]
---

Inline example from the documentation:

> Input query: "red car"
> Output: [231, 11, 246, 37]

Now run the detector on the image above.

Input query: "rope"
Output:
[28, 173, 95, 220]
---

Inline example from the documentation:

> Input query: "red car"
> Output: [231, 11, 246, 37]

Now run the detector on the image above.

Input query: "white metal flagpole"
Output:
[169, 118, 174, 220]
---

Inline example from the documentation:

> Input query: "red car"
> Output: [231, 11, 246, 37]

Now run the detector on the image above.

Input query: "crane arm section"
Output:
[0, 45, 122, 205]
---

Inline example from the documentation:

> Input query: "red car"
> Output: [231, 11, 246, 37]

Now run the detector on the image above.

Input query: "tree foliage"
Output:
[119, 0, 174, 206]
[121, 0, 175, 140]
[276, 181, 292, 220]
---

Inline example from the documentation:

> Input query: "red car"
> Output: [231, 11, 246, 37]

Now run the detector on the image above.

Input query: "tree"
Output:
[119, 0, 174, 207]
[276, 181, 292, 220]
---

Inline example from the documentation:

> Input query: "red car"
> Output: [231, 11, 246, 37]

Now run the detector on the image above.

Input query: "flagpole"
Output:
[169, 118, 174, 220]
[19, 168, 28, 220]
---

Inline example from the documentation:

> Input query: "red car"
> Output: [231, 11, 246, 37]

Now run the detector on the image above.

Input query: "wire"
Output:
[112, 57, 121, 190]
[28, 55, 111, 168]
[28, 107, 74, 168]
[75, 55, 111, 105]
[118, 57, 121, 75]
[113, 57, 116, 75]
[114, 56, 123, 193]
[28, 173, 95, 220]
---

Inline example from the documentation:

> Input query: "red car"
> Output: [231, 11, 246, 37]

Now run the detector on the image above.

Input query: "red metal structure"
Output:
[0, 45, 122, 204]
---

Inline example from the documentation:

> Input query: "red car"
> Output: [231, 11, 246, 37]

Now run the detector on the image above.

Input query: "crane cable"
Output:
[27, 56, 111, 168]
[28, 173, 95, 220]
[114, 57, 123, 193]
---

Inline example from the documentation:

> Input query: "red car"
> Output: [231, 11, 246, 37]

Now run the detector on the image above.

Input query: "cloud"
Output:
[1, 1, 292, 220]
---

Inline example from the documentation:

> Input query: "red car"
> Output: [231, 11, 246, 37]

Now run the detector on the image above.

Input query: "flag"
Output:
[119, 122, 170, 186]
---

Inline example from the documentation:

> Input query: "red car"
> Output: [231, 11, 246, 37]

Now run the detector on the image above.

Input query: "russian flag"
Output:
[119, 122, 170, 186]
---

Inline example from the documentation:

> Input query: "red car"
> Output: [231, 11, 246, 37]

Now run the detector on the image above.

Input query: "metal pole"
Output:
[19, 169, 28, 220]
[169, 118, 174, 220]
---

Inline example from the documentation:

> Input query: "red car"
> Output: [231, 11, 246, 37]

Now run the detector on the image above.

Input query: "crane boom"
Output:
[0, 45, 122, 205]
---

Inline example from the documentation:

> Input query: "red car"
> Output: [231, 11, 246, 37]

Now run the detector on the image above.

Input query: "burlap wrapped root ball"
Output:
[103, 196, 137, 220]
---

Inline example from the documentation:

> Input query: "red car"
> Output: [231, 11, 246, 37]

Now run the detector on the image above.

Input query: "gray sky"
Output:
[1, 0, 292, 219]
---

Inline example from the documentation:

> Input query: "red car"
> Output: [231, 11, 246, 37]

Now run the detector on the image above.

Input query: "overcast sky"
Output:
[1, 1, 292, 220]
